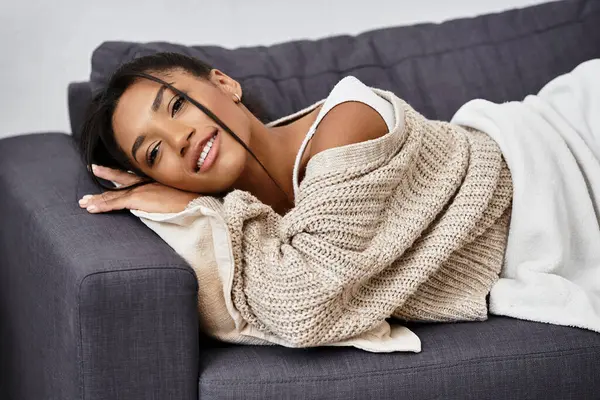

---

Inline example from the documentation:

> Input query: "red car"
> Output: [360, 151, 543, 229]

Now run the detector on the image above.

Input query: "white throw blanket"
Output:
[452, 59, 600, 333]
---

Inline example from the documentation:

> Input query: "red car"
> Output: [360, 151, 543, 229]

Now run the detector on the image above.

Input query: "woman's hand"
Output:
[78, 164, 200, 214]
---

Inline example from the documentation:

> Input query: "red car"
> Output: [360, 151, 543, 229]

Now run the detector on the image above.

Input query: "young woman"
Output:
[79, 52, 393, 217]
[78, 52, 600, 347]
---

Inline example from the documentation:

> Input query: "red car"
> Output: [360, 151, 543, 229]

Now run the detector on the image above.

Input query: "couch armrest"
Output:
[0, 133, 199, 400]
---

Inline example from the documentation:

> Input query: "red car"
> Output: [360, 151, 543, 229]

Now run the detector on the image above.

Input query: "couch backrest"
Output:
[70, 0, 600, 141]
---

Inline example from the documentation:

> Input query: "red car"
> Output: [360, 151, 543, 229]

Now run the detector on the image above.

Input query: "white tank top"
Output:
[292, 76, 396, 198]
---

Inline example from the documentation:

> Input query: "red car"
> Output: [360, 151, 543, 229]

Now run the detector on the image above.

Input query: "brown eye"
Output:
[147, 142, 161, 166]
[171, 96, 185, 117]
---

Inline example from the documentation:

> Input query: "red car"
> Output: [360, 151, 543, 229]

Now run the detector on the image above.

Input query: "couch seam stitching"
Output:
[199, 345, 600, 385]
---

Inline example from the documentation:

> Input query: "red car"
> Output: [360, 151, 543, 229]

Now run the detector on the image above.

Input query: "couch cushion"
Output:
[198, 316, 600, 400]
[90, 0, 600, 123]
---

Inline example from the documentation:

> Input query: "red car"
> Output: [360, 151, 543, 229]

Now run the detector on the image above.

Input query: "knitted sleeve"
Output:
[190, 96, 510, 348]
[220, 188, 404, 347]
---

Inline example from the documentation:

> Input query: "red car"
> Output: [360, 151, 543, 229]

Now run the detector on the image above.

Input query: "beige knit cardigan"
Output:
[189, 88, 513, 348]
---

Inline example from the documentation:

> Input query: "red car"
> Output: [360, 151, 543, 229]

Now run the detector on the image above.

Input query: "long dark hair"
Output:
[79, 52, 283, 196]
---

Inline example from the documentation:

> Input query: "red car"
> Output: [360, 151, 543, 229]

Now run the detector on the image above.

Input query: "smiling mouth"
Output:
[194, 129, 219, 173]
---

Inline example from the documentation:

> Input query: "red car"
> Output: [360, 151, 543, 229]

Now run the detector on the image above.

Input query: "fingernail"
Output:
[87, 205, 97, 213]
[91, 164, 99, 172]
[79, 195, 92, 205]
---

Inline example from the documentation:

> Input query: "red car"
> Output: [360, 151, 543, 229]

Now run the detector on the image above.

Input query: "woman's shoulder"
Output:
[309, 96, 390, 157]
[294, 77, 391, 185]
[292, 75, 405, 198]
[308, 76, 393, 154]
[316, 76, 396, 131]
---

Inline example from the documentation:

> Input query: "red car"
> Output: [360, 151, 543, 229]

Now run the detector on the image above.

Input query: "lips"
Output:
[189, 128, 217, 173]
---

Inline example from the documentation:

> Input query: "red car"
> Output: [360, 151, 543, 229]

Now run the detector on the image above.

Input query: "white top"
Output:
[292, 76, 396, 198]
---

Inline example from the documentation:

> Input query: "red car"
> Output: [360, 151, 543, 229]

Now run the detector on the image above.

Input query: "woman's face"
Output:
[112, 68, 251, 194]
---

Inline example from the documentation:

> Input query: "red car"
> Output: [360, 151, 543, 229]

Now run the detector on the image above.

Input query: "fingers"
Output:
[78, 190, 131, 213]
[91, 164, 142, 187]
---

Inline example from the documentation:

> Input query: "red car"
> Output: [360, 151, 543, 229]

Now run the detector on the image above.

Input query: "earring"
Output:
[233, 93, 242, 104]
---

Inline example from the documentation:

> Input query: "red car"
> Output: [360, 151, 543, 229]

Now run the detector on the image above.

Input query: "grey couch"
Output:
[2, 1, 600, 399]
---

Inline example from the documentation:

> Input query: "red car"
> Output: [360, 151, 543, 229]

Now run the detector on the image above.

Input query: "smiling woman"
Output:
[79, 51, 393, 216]
[79, 52, 314, 215]
[76, 49, 518, 350]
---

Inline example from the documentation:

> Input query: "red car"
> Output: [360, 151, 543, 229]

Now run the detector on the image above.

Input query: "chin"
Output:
[187, 167, 243, 195]
[210, 153, 246, 188]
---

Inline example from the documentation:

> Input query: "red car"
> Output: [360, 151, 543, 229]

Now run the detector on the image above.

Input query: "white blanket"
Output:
[451, 59, 600, 333]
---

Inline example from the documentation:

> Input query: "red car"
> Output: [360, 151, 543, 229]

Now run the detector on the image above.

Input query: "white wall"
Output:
[0, 0, 552, 139]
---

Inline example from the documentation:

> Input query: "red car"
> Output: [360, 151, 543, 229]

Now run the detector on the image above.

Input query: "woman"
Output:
[79, 52, 513, 347]
[80, 53, 394, 216]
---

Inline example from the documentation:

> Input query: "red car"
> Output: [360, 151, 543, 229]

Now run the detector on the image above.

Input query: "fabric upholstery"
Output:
[0, 133, 201, 400]
[88, 0, 600, 125]
[69, 81, 93, 145]
[5, 0, 599, 399]
[198, 316, 600, 399]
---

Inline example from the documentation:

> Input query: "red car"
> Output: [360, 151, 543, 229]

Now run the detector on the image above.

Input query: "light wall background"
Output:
[0, 0, 552, 139]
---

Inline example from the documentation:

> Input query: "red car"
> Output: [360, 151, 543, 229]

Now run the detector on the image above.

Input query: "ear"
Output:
[208, 69, 242, 100]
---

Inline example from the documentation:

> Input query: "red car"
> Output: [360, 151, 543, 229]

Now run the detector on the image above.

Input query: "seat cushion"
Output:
[89, 0, 600, 124]
[198, 316, 600, 400]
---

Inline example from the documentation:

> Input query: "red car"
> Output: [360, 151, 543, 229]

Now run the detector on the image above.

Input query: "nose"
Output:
[162, 121, 194, 157]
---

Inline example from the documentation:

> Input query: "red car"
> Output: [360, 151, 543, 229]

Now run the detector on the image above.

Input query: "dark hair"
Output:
[79, 52, 280, 195]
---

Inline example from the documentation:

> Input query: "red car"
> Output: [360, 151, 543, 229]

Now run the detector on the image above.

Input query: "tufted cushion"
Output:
[90, 0, 600, 124]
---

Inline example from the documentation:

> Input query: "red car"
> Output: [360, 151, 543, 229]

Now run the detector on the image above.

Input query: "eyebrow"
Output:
[131, 135, 146, 162]
[131, 84, 168, 162]
[151, 84, 167, 112]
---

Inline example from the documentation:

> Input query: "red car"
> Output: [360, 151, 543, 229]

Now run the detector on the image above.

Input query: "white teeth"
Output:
[196, 134, 217, 170]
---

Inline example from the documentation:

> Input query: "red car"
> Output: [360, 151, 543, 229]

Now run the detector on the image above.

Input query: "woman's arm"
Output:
[78, 165, 198, 214]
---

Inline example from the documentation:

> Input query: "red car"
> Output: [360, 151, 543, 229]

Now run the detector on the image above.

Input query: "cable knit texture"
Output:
[188, 89, 513, 347]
